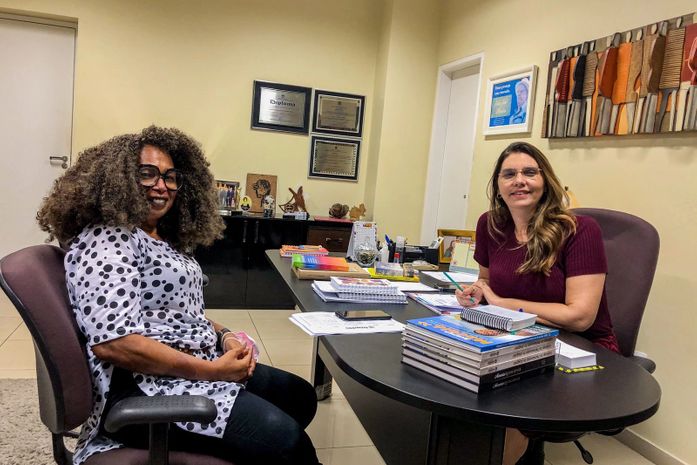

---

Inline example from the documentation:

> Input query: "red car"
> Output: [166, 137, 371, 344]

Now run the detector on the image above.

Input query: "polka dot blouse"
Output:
[65, 225, 242, 464]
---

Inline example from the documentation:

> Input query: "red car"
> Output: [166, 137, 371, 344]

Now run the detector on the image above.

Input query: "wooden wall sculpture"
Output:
[542, 13, 697, 138]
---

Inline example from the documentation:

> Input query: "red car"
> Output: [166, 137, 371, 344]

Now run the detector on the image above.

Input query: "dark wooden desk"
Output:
[266, 251, 661, 465]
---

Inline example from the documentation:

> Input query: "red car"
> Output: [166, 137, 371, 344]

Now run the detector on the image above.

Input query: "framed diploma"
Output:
[312, 90, 365, 137]
[483, 65, 537, 135]
[308, 136, 360, 181]
[251, 81, 312, 134]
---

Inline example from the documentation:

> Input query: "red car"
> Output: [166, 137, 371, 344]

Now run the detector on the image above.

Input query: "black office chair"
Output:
[0, 244, 234, 465]
[523, 208, 660, 465]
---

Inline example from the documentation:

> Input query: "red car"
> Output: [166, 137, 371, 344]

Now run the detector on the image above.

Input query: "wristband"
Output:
[216, 328, 231, 352]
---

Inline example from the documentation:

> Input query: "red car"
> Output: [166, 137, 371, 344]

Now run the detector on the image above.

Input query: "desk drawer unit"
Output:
[307, 226, 351, 252]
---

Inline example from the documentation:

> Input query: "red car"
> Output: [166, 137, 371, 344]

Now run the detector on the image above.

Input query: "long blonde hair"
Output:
[487, 142, 576, 275]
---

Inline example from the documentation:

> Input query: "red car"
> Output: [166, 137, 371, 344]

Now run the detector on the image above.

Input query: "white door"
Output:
[421, 55, 482, 243]
[0, 15, 75, 257]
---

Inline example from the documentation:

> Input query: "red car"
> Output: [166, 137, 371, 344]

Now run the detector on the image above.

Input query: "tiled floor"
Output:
[0, 292, 655, 465]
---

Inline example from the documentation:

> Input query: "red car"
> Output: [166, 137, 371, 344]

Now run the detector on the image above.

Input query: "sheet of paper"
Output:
[289, 312, 405, 336]
[392, 282, 437, 292]
[420, 271, 479, 283]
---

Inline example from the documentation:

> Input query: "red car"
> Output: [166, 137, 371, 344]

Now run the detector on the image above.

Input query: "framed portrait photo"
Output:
[437, 228, 476, 264]
[215, 180, 240, 212]
[312, 90, 365, 137]
[308, 136, 360, 181]
[251, 80, 312, 134]
[483, 65, 538, 135]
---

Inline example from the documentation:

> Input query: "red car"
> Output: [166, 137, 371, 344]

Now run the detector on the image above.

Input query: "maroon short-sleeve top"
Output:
[473, 212, 619, 352]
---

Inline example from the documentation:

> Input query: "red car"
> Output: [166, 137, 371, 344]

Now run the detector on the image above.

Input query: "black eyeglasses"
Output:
[498, 167, 542, 181]
[138, 164, 183, 191]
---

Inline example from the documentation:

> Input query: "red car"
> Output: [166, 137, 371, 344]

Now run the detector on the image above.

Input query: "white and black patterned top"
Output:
[65, 225, 242, 465]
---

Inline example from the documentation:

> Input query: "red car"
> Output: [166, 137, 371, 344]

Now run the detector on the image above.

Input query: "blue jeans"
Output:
[103, 364, 320, 465]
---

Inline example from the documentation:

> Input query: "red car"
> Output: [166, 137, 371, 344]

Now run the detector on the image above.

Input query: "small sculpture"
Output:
[279, 186, 307, 213]
[240, 195, 252, 212]
[262, 195, 275, 218]
[349, 203, 367, 221]
[329, 203, 349, 219]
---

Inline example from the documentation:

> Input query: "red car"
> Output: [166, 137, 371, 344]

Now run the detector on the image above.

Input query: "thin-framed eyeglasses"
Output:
[498, 167, 542, 181]
[138, 164, 183, 191]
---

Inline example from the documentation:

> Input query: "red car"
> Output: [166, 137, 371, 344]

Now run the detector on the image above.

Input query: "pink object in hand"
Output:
[231, 331, 259, 361]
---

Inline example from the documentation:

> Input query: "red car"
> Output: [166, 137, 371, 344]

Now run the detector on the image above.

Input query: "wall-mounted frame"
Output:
[215, 180, 240, 212]
[308, 136, 360, 181]
[251, 80, 311, 134]
[312, 90, 365, 137]
[483, 65, 537, 135]
[245, 173, 278, 213]
[437, 228, 476, 264]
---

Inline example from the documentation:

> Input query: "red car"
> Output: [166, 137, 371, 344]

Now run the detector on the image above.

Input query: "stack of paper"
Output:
[289, 312, 404, 336]
[312, 280, 407, 304]
[555, 340, 597, 369]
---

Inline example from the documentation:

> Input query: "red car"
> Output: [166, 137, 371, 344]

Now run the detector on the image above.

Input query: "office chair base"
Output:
[574, 439, 593, 464]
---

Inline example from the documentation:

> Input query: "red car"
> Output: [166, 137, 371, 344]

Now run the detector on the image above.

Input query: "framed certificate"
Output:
[312, 90, 365, 137]
[308, 136, 360, 181]
[251, 81, 312, 134]
[482, 65, 537, 135]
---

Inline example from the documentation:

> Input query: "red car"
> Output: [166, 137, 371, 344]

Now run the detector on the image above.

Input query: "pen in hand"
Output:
[444, 272, 476, 304]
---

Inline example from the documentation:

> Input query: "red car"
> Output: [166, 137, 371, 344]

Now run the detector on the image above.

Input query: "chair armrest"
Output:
[104, 395, 217, 433]
[628, 355, 656, 374]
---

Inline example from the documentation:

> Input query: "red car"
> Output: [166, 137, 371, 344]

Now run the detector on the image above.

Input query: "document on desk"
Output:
[289, 312, 405, 336]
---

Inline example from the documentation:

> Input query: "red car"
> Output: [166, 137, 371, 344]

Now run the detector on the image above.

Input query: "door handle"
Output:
[242, 220, 248, 244]
[49, 156, 68, 169]
[254, 221, 259, 244]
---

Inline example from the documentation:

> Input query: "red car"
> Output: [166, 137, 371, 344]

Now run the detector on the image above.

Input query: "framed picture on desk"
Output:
[437, 229, 475, 264]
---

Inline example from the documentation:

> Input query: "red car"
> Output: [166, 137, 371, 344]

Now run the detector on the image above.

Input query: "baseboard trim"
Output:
[616, 428, 688, 465]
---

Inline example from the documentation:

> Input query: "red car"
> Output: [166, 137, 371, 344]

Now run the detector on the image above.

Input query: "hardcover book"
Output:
[401, 355, 554, 393]
[402, 347, 555, 385]
[404, 326, 556, 364]
[402, 336, 556, 375]
[405, 315, 558, 353]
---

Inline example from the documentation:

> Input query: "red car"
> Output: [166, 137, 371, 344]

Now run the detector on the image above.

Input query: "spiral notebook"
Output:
[329, 276, 401, 295]
[459, 305, 537, 331]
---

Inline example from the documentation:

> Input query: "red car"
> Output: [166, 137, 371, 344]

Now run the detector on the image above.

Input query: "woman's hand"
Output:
[212, 346, 254, 382]
[474, 280, 504, 307]
[455, 282, 485, 307]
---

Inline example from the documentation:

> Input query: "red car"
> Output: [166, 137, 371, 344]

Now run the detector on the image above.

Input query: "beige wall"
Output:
[369, 0, 439, 241]
[0, 0, 384, 216]
[439, 0, 697, 463]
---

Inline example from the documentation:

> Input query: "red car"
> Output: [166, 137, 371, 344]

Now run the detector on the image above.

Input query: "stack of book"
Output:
[401, 315, 558, 393]
[311, 276, 408, 304]
[292, 255, 349, 272]
[280, 244, 329, 257]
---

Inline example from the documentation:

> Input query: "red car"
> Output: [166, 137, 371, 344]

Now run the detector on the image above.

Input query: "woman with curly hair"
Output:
[38, 126, 320, 465]
[454, 142, 619, 465]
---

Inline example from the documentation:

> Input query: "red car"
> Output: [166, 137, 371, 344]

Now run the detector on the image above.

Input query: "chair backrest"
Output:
[572, 208, 660, 357]
[0, 244, 92, 433]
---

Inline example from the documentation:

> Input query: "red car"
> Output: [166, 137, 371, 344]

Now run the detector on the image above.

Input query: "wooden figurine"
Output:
[279, 186, 307, 213]
[349, 203, 366, 221]
[329, 203, 349, 219]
